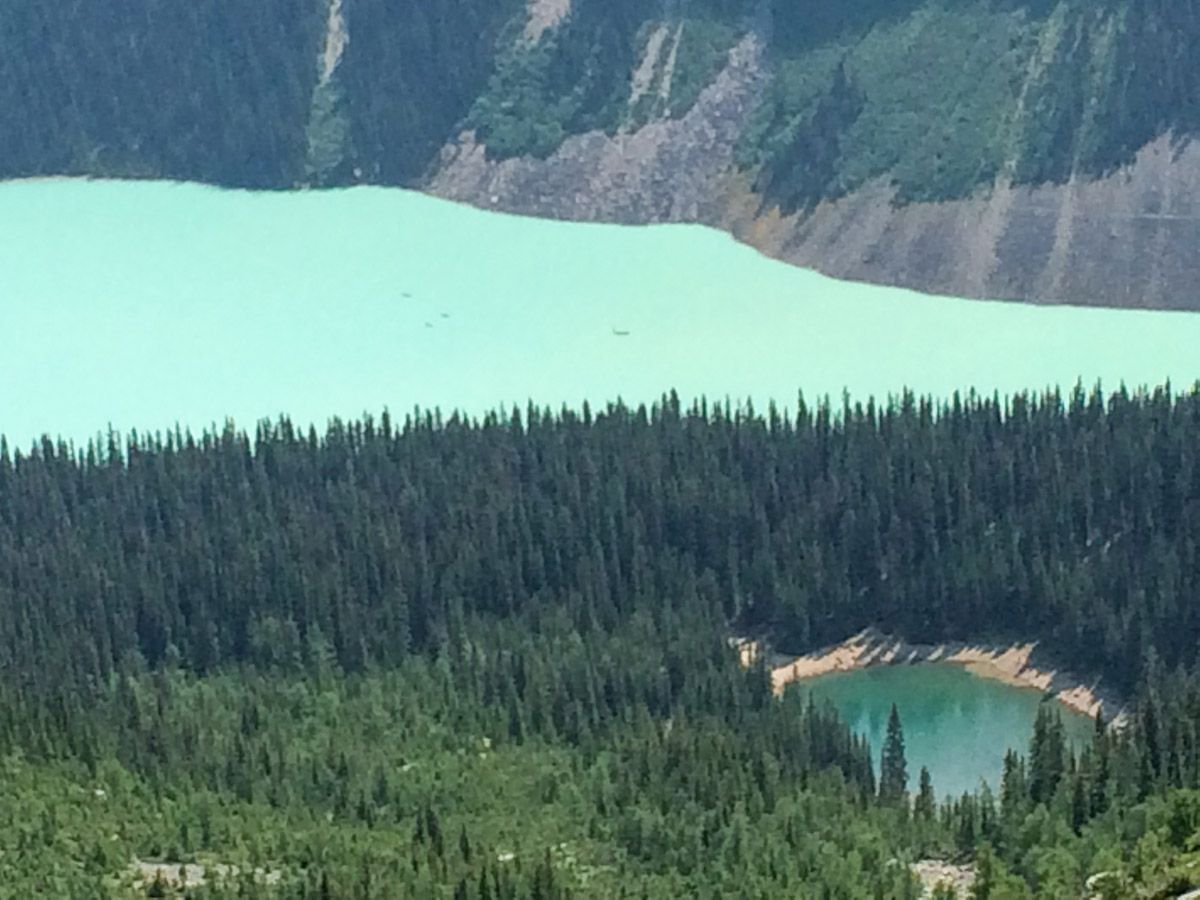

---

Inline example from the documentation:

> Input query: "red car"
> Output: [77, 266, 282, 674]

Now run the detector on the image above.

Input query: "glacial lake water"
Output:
[3, 178, 1200, 450]
[0, 179, 1159, 792]
[804, 665, 1096, 799]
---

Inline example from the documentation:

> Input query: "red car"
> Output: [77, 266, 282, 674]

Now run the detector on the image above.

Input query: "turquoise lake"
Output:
[3, 178, 1200, 449]
[804, 665, 1096, 799]
[0, 179, 1157, 793]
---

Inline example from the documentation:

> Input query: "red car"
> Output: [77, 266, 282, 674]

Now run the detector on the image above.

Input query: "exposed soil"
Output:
[524, 0, 571, 42]
[735, 627, 1126, 726]
[912, 859, 976, 898]
[319, 0, 348, 84]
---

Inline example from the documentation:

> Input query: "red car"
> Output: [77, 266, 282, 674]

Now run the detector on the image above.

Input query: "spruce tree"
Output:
[1089, 710, 1110, 815]
[1000, 749, 1027, 821]
[1071, 776, 1088, 833]
[880, 703, 908, 805]
[915, 766, 936, 821]
[1029, 701, 1066, 805]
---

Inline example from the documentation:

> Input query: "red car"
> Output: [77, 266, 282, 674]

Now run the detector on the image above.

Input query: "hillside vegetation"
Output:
[743, 0, 1200, 210]
[1, 388, 1199, 895]
[3, 0, 1195, 207]
[5, 4, 1200, 895]
[0, 0, 519, 187]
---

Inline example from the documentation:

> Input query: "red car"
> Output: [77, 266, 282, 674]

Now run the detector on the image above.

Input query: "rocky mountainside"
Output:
[3, 0, 1199, 308]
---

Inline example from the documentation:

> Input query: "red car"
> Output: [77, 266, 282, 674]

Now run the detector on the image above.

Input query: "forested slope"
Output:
[0, 0, 520, 187]
[4, 1, 1200, 306]
[0, 389, 1199, 895]
[3, 388, 1198, 691]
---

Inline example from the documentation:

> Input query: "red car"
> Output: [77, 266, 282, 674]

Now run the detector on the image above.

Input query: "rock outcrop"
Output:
[428, 33, 1200, 311]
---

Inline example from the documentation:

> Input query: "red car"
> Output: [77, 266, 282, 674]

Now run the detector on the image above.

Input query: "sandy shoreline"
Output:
[736, 627, 1126, 726]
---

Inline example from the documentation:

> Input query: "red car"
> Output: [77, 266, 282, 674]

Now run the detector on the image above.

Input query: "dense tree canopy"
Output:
[0, 386, 1197, 895]
[3, 0, 1194, 204]
[2, 386, 1196, 692]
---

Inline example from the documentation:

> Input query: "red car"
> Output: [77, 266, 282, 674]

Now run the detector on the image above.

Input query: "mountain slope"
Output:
[2, 0, 1199, 308]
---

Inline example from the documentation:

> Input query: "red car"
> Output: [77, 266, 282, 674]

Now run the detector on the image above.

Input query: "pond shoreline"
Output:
[736, 628, 1126, 727]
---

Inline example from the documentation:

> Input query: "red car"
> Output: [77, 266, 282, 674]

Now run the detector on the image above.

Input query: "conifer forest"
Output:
[0, 387, 1198, 896]
[5, 0, 1200, 895]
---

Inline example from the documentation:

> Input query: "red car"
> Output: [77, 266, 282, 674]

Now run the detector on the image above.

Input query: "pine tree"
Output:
[1090, 711, 1110, 815]
[1029, 701, 1066, 805]
[459, 825, 472, 864]
[880, 703, 908, 805]
[915, 766, 936, 821]
[1000, 749, 1027, 821]
[1071, 776, 1088, 833]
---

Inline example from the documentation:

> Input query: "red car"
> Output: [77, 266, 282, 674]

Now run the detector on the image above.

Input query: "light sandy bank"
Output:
[735, 627, 1126, 726]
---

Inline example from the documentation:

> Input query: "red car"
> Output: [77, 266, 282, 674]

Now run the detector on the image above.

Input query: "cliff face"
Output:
[430, 118, 1200, 315]
[427, 32, 771, 227]
[426, 3, 1200, 310]
[739, 137, 1200, 311]
[4, 0, 1199, 309]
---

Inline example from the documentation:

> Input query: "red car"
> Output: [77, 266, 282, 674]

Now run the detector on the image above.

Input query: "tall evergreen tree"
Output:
[879, 703, 908, 805]
[1029, 700, 1066, 805]
[915, 766, 936, 821]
